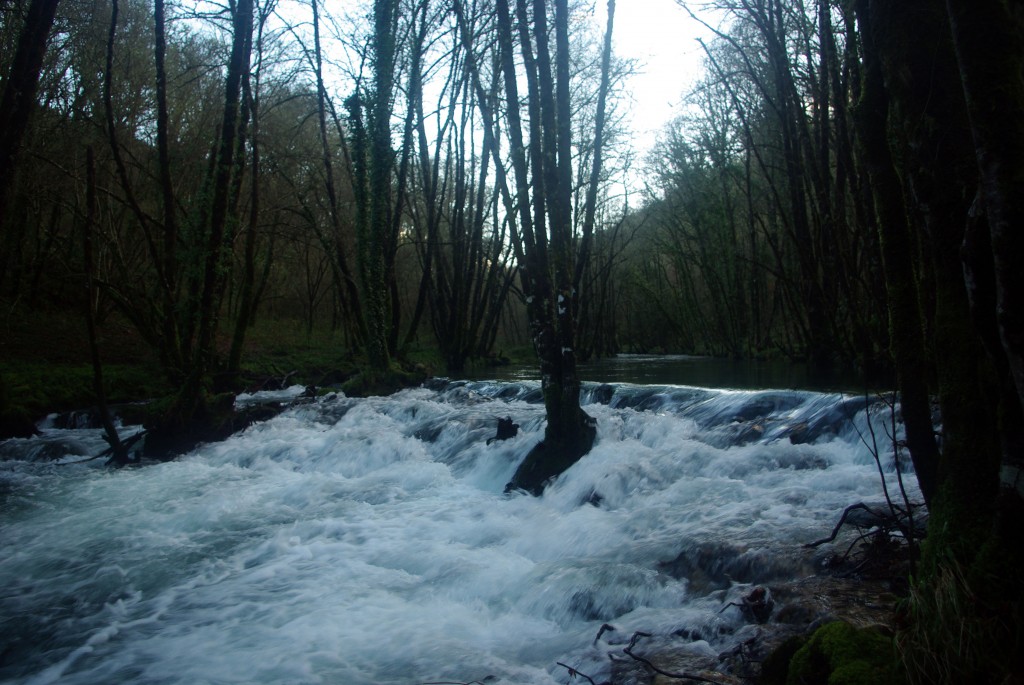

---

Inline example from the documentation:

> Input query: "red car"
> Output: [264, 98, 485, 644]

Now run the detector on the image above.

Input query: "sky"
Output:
[606, 0, 713, 160]
[313, 0, 715, 192]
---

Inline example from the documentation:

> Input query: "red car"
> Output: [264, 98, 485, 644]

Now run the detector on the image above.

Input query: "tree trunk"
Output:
[358, 0, 401, 373]
[154, 0, 181, 363]
[453, 0, 613, 493]
[871, 1, 1001, 545]
[867, 7, 1024, 681]
[189, 0, 254, 401]
[0, 0, 62, 288]
[505, 0, 603, 494]
[945, 0, 1024, 494]
[0, 0, 59, 203]
[227, 41, 262, 383]
[852, 0, 940, 507]
[83, 146, 129, 465]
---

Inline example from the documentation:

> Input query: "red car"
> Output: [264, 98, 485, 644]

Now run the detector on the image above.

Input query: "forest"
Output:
[1, 0, 1023, 682]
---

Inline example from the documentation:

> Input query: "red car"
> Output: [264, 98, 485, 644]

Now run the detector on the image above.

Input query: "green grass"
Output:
[0, 362, 169, 416]
[0, 306, 443, 429]
[1, 300, 536, 431]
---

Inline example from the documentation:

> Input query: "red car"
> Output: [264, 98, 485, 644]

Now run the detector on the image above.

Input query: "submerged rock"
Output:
[605, 574, 900, 685]
[486, 416, 519, 444]
[658, 542, 811, 594]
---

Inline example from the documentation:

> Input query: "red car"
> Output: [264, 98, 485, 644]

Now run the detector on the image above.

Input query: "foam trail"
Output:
[0, 381, 917, 684]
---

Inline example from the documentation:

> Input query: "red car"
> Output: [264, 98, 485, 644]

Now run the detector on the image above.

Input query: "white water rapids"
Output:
[0, 379, 916, 684]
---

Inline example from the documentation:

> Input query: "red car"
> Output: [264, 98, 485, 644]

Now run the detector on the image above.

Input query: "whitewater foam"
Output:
[0, 381, 917, 684]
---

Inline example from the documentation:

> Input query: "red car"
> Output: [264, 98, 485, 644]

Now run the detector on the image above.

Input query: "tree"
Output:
[454, 0, 617, 494]
[850, 0, 939, 506]
[855, 1, 1023, 680]
[631, 0, 889, 370]
[307, 0, 365, 347]
[403, 0, 516, 373]
[348, 0, 403, 374]
[0, 0, 62, 285]
[945, 0, 1024, 451]
[96, 0, 256, 455]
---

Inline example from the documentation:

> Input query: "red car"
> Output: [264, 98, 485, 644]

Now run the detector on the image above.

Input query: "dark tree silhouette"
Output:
[454, 0, 616, 494]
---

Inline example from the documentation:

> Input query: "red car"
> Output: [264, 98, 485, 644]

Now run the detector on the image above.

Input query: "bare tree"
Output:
[404, 1, 516, 372]
[454, 0, 617, 494]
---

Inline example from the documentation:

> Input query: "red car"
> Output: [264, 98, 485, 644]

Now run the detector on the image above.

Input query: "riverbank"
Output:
[0, 306, 360, 437]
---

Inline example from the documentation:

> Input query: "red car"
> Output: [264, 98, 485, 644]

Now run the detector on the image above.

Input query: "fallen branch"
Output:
[621, 632, 729, 684]
[717, 586, 774, 623]
[58, 431, 146, 466]
[594, 623, 617, 644]
[804, 502, 887, 548]
[555, 662, 599, 685]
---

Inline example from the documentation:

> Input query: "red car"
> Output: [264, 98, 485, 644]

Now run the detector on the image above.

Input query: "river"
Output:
[0, 358, 914, 684]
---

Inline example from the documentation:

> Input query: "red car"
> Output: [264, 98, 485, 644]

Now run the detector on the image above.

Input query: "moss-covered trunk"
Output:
[946, 0, 1024, 494]
[866, 1, 1024, 680]
[870, 0, 1000, 555]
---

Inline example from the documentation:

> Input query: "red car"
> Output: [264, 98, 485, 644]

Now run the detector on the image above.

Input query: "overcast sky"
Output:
[310, 0, 715, 192]
[608, 0, 712, 158]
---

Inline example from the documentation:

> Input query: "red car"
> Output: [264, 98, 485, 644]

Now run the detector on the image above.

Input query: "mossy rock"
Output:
[142, 390, 249, 460]
[340, 363, 428, 397]
[0, 406, 40, 438]
[761, 635, 808, 685]
[786, 621, 900, 685]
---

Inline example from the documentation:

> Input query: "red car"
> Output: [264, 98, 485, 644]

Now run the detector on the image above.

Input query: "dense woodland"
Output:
[2, 0, 1024, 682]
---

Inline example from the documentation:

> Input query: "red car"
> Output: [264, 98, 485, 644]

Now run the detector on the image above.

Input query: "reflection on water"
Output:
[462, 354, 884, 392]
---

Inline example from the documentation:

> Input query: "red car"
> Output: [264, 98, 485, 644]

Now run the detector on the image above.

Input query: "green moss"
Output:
[787, 622, 899, 685]
[0, 361, 169, 427]
[761, 635, 807, 685]
[340, 363, 428, 397]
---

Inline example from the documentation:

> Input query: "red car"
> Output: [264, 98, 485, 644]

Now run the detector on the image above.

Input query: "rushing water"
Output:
[0, 376, 916, 685]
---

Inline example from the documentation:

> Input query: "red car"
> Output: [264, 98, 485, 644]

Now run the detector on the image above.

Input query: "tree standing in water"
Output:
[454, 0, 617, 494]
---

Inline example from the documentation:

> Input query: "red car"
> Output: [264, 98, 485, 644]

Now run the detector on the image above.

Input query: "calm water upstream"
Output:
[0, 359, 913, 684]
[468, 353, 881, 392]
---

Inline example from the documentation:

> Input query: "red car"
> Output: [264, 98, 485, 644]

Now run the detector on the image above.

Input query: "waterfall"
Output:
[0, 379, 915, 685]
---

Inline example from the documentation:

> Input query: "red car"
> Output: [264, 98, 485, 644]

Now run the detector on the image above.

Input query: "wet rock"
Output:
[0, 435, 91, 461]
[0, 411, 40, 439]
[609, 633, 740, 685]
[486, 416, 519, 444]
[50, 409, 103, 430]
[593, 383, 615, 405]
[740, 586, 774, 623]
[658, 542, 810, 594]
[413, 422, 445, 443]
[609, 571, 900, 684]
[143, 394, 287, 461]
